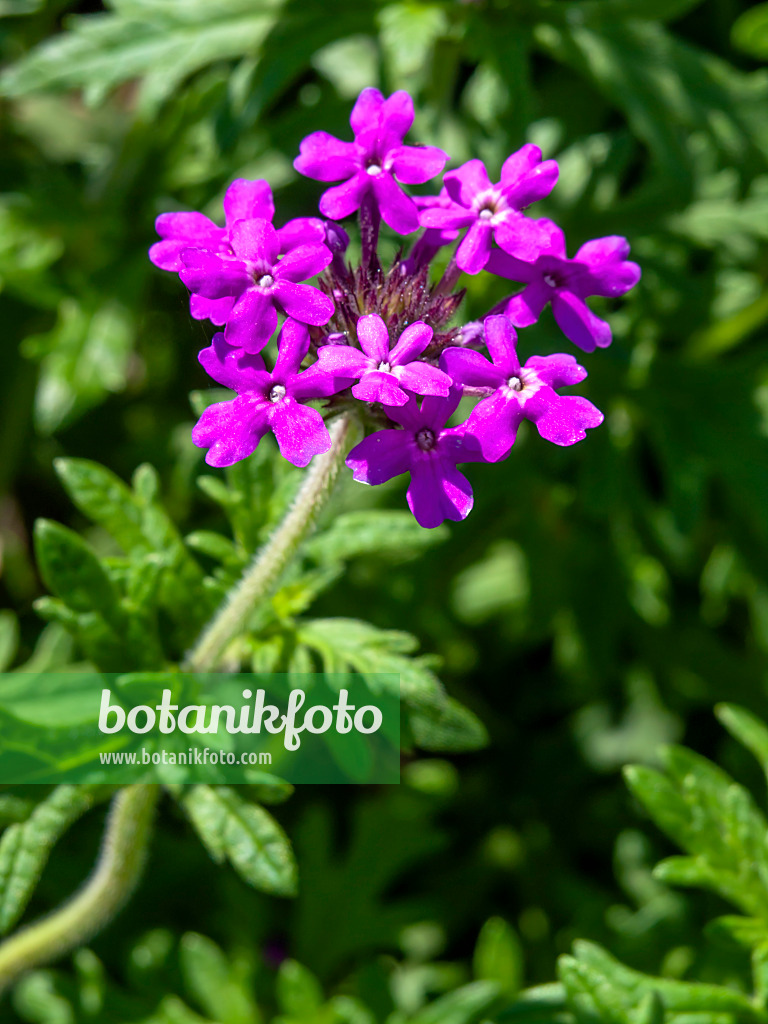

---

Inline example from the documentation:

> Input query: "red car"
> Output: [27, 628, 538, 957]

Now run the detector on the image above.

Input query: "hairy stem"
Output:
[435, 252, 462, 295]
[0, 784, 159, 996]
[185, 414, 353, 673]
[359, 195, 381, 268]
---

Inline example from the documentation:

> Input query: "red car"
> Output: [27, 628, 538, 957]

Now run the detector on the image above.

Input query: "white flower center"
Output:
[508, 376, 523, 392]
[377, 361, 391, 373]
[366, 164, 382, 176]
[479, 208, 494, 220]
[415, 427, 437, 451]
[269, 384, 286, 403]
[543, 274, 558, 288]
[258, 274, 274, 288]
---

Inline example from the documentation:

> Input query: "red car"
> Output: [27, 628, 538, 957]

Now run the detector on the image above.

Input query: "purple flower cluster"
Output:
[150, 87, 640, 528]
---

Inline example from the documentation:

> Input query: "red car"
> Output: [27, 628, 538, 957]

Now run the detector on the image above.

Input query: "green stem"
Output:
[185, 413, 353, 673]
[0, 784, 159, 996]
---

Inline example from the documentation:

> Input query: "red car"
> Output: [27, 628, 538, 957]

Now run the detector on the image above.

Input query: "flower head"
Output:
[420, 147, 559, 273]
[180, 219, 335, 353]
[442, 315, 603, 461]
[346, 390, 484, 528]
[294, 87, 447, 235]
[192, 320, 346, 468]
[317, 314, 453, 407]
[487, 222, 641, 352]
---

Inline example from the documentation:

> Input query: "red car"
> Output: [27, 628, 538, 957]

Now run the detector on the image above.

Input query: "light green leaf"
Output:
[304, 511, 446, 565]
[717, 703, 768, 785]
[181, 785, 297, 898]
[409, 696, 488, 754]
[179, 932, 260, 1024]
[473, 917, 524, 997]
[0, 611, 19, 672]
[733, 4, 768, 60]
[275, 959, 324, 1018]
[408, 980, 500, 1024]
[33, 520, 123, 624]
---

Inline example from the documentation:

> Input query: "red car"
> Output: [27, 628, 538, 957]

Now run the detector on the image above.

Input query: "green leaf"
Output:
[275, 959, 324, 1018]
[0, 611, 19, 672]
[304, 511, 447, 565]
[408, 696, 488, 754]
[705, 915, 768, 949]
[11, 970, 75, 1024]
[717, 703, 768, 784]
[181, 785, 297, 898]
[0, 785, 102, 933]
[473, 917, 524, 998]
[179, 932, 260, 1024]
[733, 4, 768, 60]
[408, 980, 500, 1024]
[33, 520, 123, 623]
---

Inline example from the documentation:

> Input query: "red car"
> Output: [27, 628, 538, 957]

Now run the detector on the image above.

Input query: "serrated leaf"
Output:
[303, 511, 446, 565]
[474, 917, 524, 997]
[181, 785, 297, 898]
[179, 932, 260, 1024]
[0, 785, 102, 933]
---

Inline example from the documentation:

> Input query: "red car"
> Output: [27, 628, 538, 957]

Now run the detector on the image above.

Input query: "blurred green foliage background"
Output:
[2, 0, 768, 1021]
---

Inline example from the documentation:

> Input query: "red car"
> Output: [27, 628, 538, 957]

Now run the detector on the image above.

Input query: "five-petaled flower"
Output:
[192, 320, 345, 468]
[486, 221, 641, 352]
[346, 390, 485, 529]
[180, 219, 335, 353]
[420, 147, 559, 274]
[317, 314, 453, 407]
[442, 316, 604, 462]
[294, 87, 447, 235]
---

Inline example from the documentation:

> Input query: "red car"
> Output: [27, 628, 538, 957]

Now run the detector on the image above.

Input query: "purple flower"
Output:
[441, 315, 603, 462]
[192, 320, 344, 468]
[294, 87, 448, 235]
[419, 146, 559, 273]
[316, 314, 452, 407]
[486, 222, 641, 352]
[149, 178, 325, 325]
[346, 390, 484, 529]
[179, 219, 335, 353]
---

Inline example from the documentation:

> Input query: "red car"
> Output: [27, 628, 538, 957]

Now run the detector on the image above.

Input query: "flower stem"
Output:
[359, 195, 381, 269]
[185, 414, 353, 673]
[0, 784, 159, 996]
[435, 252, 462, 295]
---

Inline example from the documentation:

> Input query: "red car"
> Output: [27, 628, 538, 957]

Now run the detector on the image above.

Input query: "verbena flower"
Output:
[317, 314, 452, 407]
[486, 221, 641, 351]
[150, 178, 324, 325]
[420, 147, 558, 273]
[151, 86, 641, 527]
[442, 315, 603, 462]
[346, 391, 484, 528]
[294, 87, 447, 234]
[192, 320, 345, 468]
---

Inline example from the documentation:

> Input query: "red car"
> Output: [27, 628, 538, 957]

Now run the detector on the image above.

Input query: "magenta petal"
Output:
[419, 389, 463, 429]
[395, 361, 452, 397]
[524, 353, 587, 388]
[276, 243, 332, 282]
[503, 280, 551, 328]
[500, 144, 543, 187]
[199, 332, 269, 391]
[229, 218, 279, 263]
[444, 160, 491, 207]
[464, 391, 523, 462]
[380, 90, 414, 139]
[224, 291, 277, 353]
[319, 173, 369, 220]
[485, 249, 537, 283]
[346, 429, 411, 484]
[390, 321, 432, 365]
[574, 235, 631, 266]
[190, 294, 235, 324]
[551, 292, 612, 352]
[277, 217, 326, 253]
[440, 347, 503, 390]
[317, 345, 371, 380]
[536, 219, 568, 257]
[352, 371, 409, 407]
[192, 396, 270, 468]
[155, 211, 223, 245]
[419, 205, 475, 230]
[223, 179, 274, 226]
[524, 389, 604, 446]
[372, 173, 420, 234]
[350, 88, 385, 135]
[484, 315, 521, 376]
[149, 239, 188, 272]
[390, 144, 448, 185]
[273, 280, 334, 326]
[456, 220, 493, 274]
[495, 215, 546, 262]
[294, 131, 361, 181]
[179, 251, 251, 299]
[357, 314, 390, 362]
[407, 459, 474, 529]
[269, 400, 331, 468]
[273, 318, 310, 380]
[292, 361, 355, 400]
[503, 159, 559, 208]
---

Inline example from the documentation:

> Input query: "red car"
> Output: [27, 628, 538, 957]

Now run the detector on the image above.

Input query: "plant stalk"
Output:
[0, 784, 159, 997]
[185, 414, 353, 673]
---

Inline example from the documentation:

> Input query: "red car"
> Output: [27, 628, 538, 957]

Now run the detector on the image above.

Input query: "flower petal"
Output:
[229, 218, 279, 263]
[500, 144, 543, 187]
[484, 315, 521, 376]
[524, 353, 587, 388]
[199, 332, 270, 392]
[456, 220, 493, 274]
[319, 173, 369, 220]
[390, 321, 432, 365]
[269, 400, 331, 467]
[389, 144, 448, 185]
[485, 249, 538, 283]
[275, 242, 332, 282]
[372, 173, 420, 234]
[395, 361, 453, 397]
[407, 459, 474, 528]
[292, 360, 357, 400]
[223, 179, 274, 226]
[316, 344, 371, 381]
[346, 429, 412, 485]
[502, 280, 551, 328]
[419, 388, 463, 430]
[502, 158, 559, 208]
[494, 214, 546, 262]
[352, 371, 409, 407]
[380, 90, 414, 139]
[179, 250, 251, 299]
[277, 217, 326, 253]
[273, 317, 311, 381]
[224, 290, 278, 353]
[294, 131, 361, 181]
[357, 314, 390, 362]
[523, 389, 604, 446]
[155, 211, 223, 244]
[192, 395, 270, 468]
[439, 347, 504, 390]
[551, 292, 612, 352]
[189, 293, 235, 324]
[350, 87, 385, 135]
[419, 205, 475, 230]
[463, 390, 523, 462]
[444, 159, 491, 207]
[272, 280, 335, 326]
